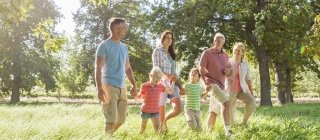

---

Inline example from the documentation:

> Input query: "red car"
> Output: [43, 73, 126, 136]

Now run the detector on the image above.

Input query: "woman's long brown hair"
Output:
[161, 30, 176, 60]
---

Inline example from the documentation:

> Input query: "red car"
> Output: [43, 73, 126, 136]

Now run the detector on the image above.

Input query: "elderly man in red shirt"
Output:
[199, 32, 232, 136]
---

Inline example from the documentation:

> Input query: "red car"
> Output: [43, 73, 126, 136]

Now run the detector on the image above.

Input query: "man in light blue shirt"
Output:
[95, 17, 137, 136]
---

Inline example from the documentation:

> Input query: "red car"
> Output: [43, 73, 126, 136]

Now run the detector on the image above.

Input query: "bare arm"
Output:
[95, 56, 106, 103]
[200, 66, 208, 84]
[125, 58, 137, 96]
[200, 66, 212, 92]
[165, 81, 176, 94]
[245, 62, 253, 95]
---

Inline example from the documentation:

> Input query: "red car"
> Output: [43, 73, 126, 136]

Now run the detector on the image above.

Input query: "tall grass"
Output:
[0, 103, 319, 140]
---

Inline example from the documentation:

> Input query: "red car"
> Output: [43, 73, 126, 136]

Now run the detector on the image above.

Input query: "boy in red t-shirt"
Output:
[135, 67, 176, 134]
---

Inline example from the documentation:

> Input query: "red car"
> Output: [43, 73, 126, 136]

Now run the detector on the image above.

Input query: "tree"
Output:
[145, 0, 320, 106]
[72, 0, 153, 88]
[254, 0, 318, 104]
[56, 37, 92, 97]
[0, 0, 32, 97]
[145, 0, 273, 106]
[0, 0, 66, 103]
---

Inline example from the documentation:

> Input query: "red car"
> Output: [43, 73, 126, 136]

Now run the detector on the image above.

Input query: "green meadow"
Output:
[0, 103, 319, 140]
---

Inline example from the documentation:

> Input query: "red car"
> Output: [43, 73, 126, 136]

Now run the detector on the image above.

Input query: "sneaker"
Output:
[225, 130, 233, 136]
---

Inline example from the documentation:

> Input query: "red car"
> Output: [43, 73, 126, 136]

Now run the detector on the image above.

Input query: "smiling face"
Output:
[189, 68, 200, 83]
[232, 43, 245, 59]
[162, 33, 173, 48]
[212, 33, 225, 52]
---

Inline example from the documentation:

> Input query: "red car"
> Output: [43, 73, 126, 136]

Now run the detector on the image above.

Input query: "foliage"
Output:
[72, 0, 153, 87]
[0, 0, 33, 27]
[294, 70, 320, 97]
[0, 0, 66, 102]
[56, 44, 91, 96]
[144, 0, 320, 105]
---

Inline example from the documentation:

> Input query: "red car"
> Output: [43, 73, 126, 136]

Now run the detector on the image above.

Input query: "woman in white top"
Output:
[226, 42, 256, 125]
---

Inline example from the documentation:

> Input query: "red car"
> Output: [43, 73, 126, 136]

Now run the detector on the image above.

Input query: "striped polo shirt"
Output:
[184, 83, 203, 111]
[140, 82, 166, 113]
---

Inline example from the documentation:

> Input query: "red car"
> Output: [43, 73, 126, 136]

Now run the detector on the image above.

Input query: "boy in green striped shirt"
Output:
[183, 68, 206, 131]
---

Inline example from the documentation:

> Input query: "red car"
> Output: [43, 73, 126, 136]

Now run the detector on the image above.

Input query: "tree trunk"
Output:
[275, 63, 286, 104]
[240, 0, 272, 106]
[244, 19, 272, 106]
[285, 68, 294, 103]
[256, 46, 272, 106]
[10, 45, 22, 104]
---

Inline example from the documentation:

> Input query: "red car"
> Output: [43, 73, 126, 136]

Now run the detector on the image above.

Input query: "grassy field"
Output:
[0, 102, 319, 140]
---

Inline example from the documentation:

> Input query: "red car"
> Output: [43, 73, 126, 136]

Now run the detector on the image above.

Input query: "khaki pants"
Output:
[228, 91, 256, 124]
[101, 84, 128, 124]
[185, 109, 201, 130]
[210, 84, 229, 104]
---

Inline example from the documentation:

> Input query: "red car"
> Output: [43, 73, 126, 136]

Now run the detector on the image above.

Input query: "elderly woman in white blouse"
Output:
[226, 42, 256, 125]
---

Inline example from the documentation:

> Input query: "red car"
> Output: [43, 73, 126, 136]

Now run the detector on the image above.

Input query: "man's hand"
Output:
[224, 67, 232, 76]
[98, 89, 107, 104]
[130, 86, 138, 97]
[205, 84, 212, 92]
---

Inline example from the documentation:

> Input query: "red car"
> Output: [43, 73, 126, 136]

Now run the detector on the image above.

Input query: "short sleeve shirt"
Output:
[140, 82, 166, 113]
[96, 39, 128, 88]
[184, 83, 203, 111]
[200, 48, 229, 89]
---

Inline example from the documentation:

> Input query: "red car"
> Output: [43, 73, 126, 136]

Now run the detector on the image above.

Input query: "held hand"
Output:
[224, 68, 232, 76]
[179, 87, 186, 95]
[205, 84, 212, 92]
[133, 94, 141, 100]
[170, 75, 177, 82]
[97, 89, 107, 104]
[130, 86, 138, 97]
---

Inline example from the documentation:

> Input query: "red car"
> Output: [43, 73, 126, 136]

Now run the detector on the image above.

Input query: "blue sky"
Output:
[54, 0, 80, 37]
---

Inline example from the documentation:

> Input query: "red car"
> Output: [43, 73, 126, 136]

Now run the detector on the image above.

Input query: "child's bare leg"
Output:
[139, 118, 148, 134]
[159, 106, 165, 124]
[151, 116, 160, 133]
[163, 98, 182, 128]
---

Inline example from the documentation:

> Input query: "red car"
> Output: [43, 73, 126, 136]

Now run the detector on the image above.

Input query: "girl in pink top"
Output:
[135, 67, 175, 134]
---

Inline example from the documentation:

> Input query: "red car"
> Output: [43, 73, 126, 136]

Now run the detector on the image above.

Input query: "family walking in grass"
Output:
[94, 17, 256, 137]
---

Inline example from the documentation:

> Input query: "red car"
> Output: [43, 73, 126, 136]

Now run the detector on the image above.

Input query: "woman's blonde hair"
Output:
[150, 66, 163, 76]
[232, 42, 245, 62]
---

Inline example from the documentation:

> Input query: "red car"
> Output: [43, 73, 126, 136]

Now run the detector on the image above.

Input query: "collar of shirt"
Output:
[210, 48, 224, 54]
[146, 82, 158, 87]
